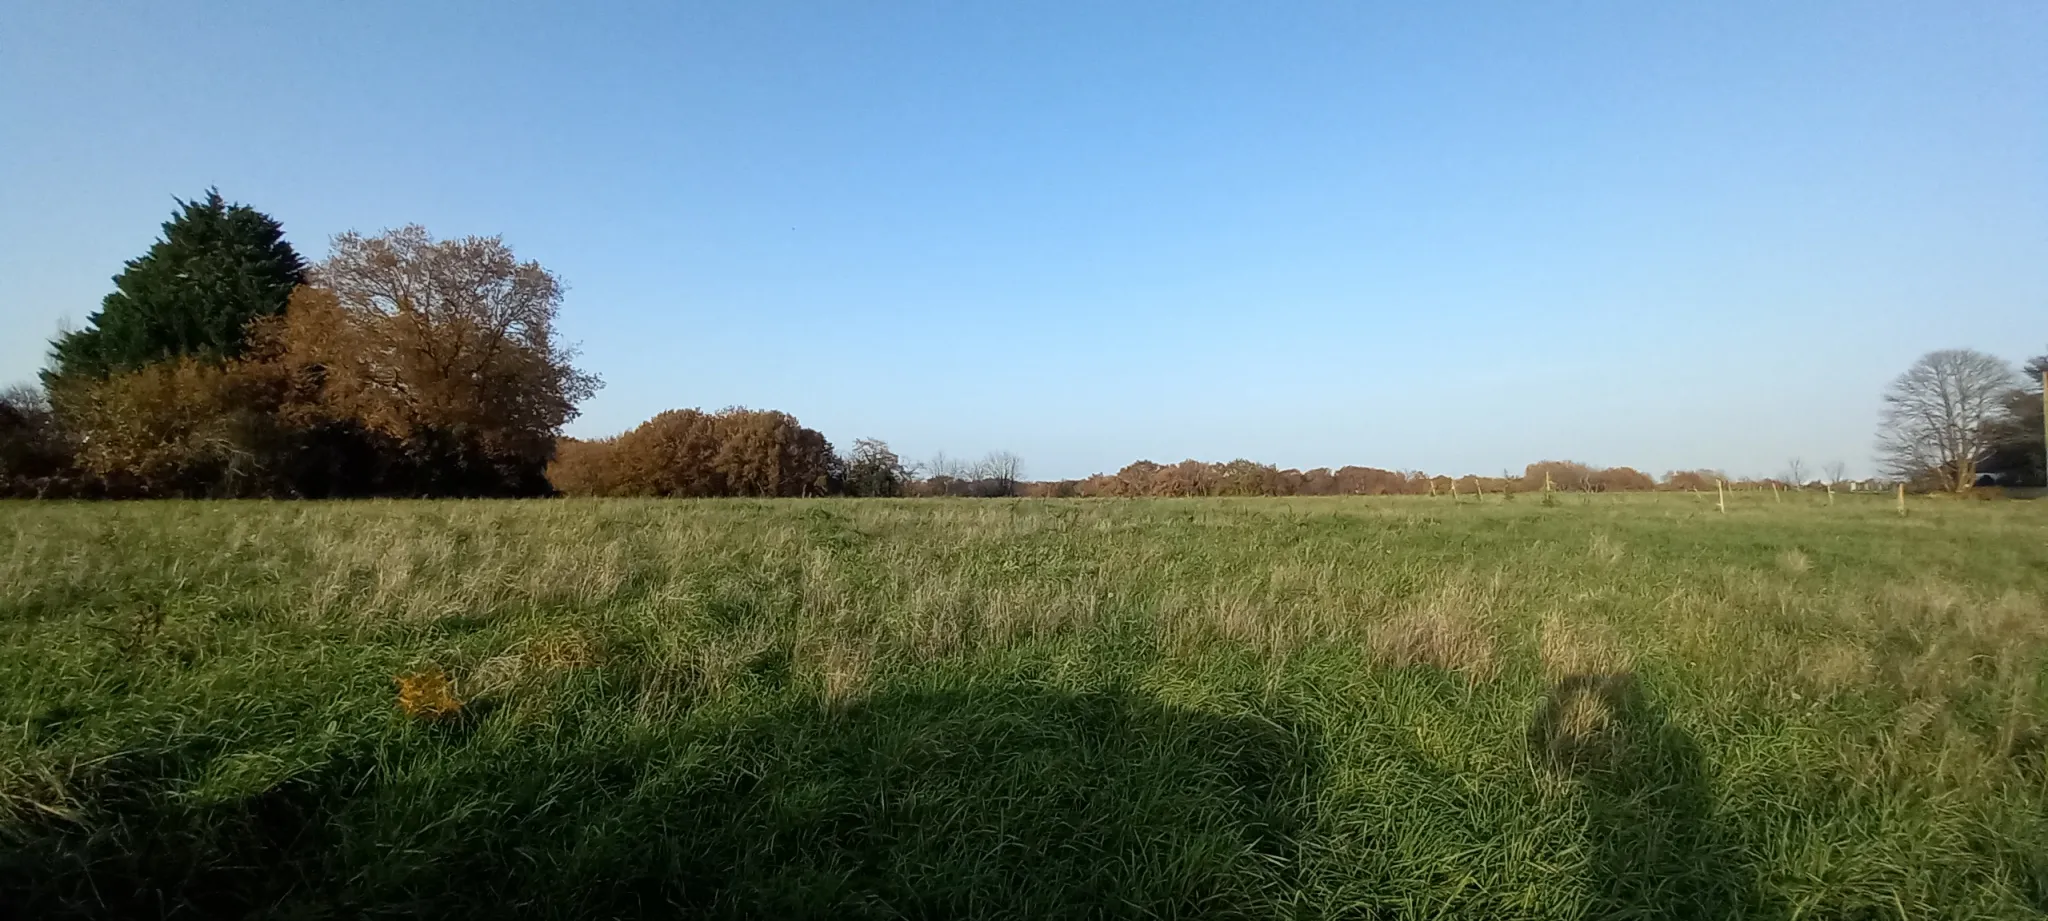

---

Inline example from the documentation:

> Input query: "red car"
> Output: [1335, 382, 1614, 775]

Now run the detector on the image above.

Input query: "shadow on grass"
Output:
[4, 682, 1320, 919]
[1530, 673, 1757, 919]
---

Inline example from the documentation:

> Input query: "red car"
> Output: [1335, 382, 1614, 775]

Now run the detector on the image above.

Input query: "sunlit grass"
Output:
[2, 492, 2045, 918]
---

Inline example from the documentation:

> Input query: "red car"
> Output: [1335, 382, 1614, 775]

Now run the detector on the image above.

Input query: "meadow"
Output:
[2, 492, 2045, 919]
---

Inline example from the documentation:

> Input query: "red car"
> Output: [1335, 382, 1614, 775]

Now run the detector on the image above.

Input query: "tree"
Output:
[973, 451, 1024, 497]
[1590, 466, 1656, 492]
[273, 227, 599, 489]
[544, 407, 835, 498]
[1333, 465, 1406, 495]
[1822, 461, 1848, 489]
[712, 409, 835, 497]
[843, 438, 907, 497]
[921, 452, 965, 481]
[1876, 349, 2019, 492]
[625, 409, 725, 496]
[1076, 474, 1122, 497]
[47, 191, 306, 383]
[1523, 461, 1597, 493]
[544, 436, 626, 497]
[0, 384, 77, 493]
[1981, 349, 2046, 487]
[1218, 459, 1282, 496]
[1298, 468, 1337, 496]
[1661, 470, 1717, 492]
[1781, 458, 1807, 490]
[1115, 461, 1162, 496]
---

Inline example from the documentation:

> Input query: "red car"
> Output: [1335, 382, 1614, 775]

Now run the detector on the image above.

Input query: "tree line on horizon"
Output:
[1048, 461, 1772, 499]
[1, 192, 594, 499]
[2, 191, 2041, 500]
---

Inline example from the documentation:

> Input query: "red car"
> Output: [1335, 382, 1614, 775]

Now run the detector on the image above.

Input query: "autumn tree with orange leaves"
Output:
[546, 408, 836, 498]
[269, 227, 600, 493]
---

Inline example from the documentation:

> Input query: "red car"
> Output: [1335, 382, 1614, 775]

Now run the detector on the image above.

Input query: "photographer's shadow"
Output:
[1530, 673, 1756, 919]
[5, 680, 1322, 920]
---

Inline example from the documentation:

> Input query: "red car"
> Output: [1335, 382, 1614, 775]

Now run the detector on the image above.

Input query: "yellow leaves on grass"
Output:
[395, 666, 463, 721]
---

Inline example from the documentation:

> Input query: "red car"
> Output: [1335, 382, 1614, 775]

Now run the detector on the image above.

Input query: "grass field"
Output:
[3, 493, 2047, 919]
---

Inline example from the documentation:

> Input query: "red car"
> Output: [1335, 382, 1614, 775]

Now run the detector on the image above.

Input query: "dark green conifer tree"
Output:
[46, 190, 305, 383]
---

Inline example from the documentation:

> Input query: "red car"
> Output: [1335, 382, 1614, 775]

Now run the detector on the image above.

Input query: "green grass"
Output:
[2, 492, 2046, 919]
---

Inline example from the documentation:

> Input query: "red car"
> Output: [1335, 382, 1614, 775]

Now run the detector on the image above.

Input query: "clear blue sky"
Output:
[4, 2, 2043, 480]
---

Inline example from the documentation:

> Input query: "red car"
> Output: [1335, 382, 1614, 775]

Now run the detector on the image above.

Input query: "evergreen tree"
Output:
[1982, 350, 2046, 487]
[46, 190, 305, 382]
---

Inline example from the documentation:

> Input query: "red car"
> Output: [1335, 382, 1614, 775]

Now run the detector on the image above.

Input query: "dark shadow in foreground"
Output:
[1530, 673, 1759, 919]
[3, 683, 1320, 919]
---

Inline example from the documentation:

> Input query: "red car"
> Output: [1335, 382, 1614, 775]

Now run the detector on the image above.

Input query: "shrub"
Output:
[52, 358, 292, 498]
[0, 385, 77, 493]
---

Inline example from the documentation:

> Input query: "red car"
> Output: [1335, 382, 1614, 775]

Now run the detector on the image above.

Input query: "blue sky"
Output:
[3, 2, 2042, 480]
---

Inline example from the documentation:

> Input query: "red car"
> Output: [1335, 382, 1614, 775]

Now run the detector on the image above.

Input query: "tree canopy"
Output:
[26, 207, 600, 498]
[46, 190, 305, 383]
[1876, 349, 2019, 492]
[545, 408, 836, 498]
[1981, 349, 2047, 487]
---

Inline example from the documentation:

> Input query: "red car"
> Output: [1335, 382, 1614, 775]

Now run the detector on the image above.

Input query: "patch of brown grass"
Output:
[1797, 641, 1873, 695]
[1370, 605, 1498, 680]
[1587, 533, 1624, 566]
[1873, 584, 2047, 699]
[1538, 615, 1631, 681]
[463, 630, 604, 702]
[819, 640, 873, 709]
[465, 654, 529, 699]
[1529, 673, 1634, 772]
[526, 629, 603, 670]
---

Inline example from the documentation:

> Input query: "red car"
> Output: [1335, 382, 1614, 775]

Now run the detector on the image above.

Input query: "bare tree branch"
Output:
[1781, 458, 1807, 489]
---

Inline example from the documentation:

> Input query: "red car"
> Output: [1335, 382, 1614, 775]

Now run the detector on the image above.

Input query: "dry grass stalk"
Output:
[1796, 641, 1873, 695]
[466, 654, 529, 698]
